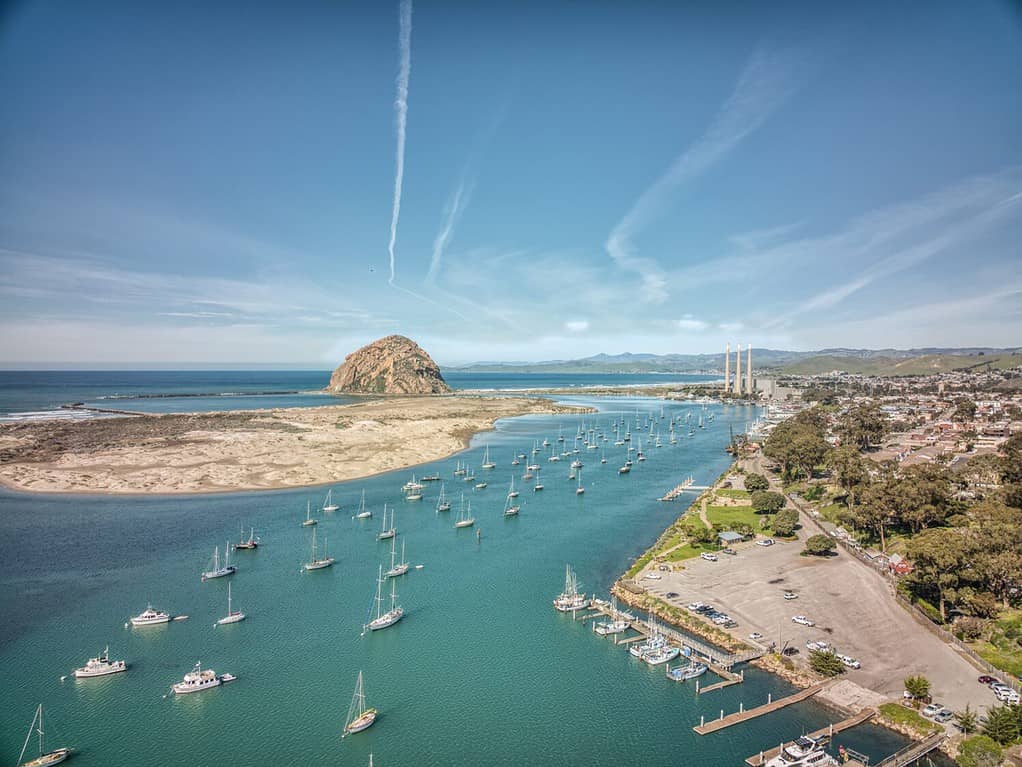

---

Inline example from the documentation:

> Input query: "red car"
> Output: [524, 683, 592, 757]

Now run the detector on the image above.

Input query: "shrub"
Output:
[744, 473, 769, 491]
[808, 649, 845, 677]
[804, 534, 837, 556]
[957, 734, 1003, 767]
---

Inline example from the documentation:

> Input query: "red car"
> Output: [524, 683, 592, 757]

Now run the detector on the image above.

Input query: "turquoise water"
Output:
[0, 397, 933, 766]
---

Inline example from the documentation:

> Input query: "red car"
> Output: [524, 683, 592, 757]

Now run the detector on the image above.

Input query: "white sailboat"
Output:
[354, 489, 372, 519]
[454, 494, 475, 528]
[202, 544, 236, 580]
[533, 468, 544, 491]
[552, 564, 589, 612]
[507, 475, 519, 498]
[385, 537, 409, 578]
[16, 705, 71, 767]
[481, 445, 495, 469]
[342, 671, 377, 736]
[322, 489, 340, 513]
[304, 527, 335, 570]
[302, 501, 318, 527]
[216, 582, 246, 625]
[378, 505, 395, 540]
[364, 565, 403, 633]
[576, 469, 585, 495]
[503, 493, 520, 517]
[435, 483, 451, 512]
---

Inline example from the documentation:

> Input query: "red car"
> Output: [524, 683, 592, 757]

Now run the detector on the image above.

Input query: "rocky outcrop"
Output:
[327, 335, 451, 395]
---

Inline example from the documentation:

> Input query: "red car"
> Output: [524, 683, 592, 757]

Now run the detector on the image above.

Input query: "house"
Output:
[888, 553, 913, 575]
[717, 531, 744, 547]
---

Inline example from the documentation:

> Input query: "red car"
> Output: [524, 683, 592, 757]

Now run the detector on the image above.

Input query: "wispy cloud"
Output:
[428, 178, 473, 283]
[677, 315, 709, 332]
[606, 47, 803, 303]
[565, 319, 589, 332]
[386, 0, 413, 285]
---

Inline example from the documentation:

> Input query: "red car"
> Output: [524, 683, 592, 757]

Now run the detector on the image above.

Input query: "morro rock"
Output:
[327, 335, 452, 395]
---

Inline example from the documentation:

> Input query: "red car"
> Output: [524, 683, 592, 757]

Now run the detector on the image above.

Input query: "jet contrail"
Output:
[387, 0, 413, 285]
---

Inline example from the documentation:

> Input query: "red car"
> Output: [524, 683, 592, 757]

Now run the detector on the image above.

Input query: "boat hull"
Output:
[202, 567, 236, 580]
[21, 748, 72, 767]
[345, 709, 377, 734]
[378, 531, 395, 540]
[173, 679, 221, 694]
[385, 565, 409, 577]
[130, 616, 170, 627]
[74, 662, 126, 678]
[368, 609, 403, 631]
[304, 558, 335, 571]
[217, 613, 246, 625]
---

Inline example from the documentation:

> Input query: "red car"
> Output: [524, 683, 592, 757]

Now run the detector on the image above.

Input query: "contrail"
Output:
[427, 179, 472, 283]
[387, 0, 413, 284]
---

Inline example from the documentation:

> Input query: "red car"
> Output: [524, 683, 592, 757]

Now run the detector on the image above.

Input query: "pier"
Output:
[870, 732, 946, 767]
[694, 682, 827, 734]
[743, 709, 876, 765]
[658, 476, 710, 501]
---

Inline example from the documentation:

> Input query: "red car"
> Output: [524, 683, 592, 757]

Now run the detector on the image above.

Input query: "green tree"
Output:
[1000, 433, 1022, 509]
[837, 402, 888, 451]
[772, 508, 799, 537]
[981, 704, 1021, 745]
[955, 705, 980, 735]
[744, 473, 769, 492]
[906, 527, 971, 622]
[957, 735, 1003, 767]
[953, 398, 978, 424]
[808, 649, 845, 676]
[903, 674, 931, 700]
[804, 534, 836, 556]
[826, 445, 869, 507]
[763, 409, 830, 480]
[751, 490, 786, 514]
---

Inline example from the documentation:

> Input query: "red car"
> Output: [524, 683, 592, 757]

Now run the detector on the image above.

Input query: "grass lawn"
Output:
[973, 610, 1022, 678]
[706, 504, 767, 530]
[878, 703, 942, 736]
[817, 503, 846, 525]
[665, 543, 710, 561]
[716, 488, 751, 500]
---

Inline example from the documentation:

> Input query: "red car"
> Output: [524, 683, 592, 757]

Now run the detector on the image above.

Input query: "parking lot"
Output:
[640, 530, 1000, 713]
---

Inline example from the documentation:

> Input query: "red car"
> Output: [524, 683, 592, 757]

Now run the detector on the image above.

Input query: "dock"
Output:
[659, 476, 710, 501]
[871, 732, 945, 767]
[743, 709, 876, 765]
[694, 683, 826, 735]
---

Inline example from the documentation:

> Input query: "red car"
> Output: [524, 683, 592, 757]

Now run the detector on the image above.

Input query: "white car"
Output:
[756, 539, 775, 547]
[749, 632, 764, 641]
[837, 654, 861, 669]
[921, 702, 943, 718]
[643, 572, 662, 580]
[806, 640, 830, 651]
[783, 591, 798, 600]
[791, 615, 815, 626]
[700, 552, 718, 562]
[995, 688, 1021, 703]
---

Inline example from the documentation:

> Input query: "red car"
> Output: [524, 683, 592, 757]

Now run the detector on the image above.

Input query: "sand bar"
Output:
[0, 395, 581, 495]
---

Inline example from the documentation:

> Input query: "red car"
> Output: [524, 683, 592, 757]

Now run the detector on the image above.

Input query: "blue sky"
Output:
[1, 0, 1020, 366]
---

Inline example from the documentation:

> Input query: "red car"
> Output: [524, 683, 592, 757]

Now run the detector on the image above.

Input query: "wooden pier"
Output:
[871, 732, 945, 767]
[743, 708, 876, 765]
[658, 476, 710, 501]
[694, 682, 826, 735]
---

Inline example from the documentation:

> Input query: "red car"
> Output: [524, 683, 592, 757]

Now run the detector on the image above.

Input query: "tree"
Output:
[906, 527, 971, 622]
[802, 386, 838, 406]
[804, 534, 837, 556]
[956, 735, 1003, 767]
[744, 473, 769, 492]
[826, 445, 869, 507]
[808, 649, 845, 676]
[903, 674, 931, 700]
[763, 409, 830, 480]
[955, 705, 980, 735]
[751, 490, 786, 514]
[1000, 433, 1022, 509]
[981, 704, 1021, 745]
[837, 402, 888, 451]
[772, 508, 799, 537]
[953, 398, 978, 424]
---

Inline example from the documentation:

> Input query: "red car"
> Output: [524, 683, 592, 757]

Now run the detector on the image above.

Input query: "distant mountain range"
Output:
[445, 348, 1022, 376]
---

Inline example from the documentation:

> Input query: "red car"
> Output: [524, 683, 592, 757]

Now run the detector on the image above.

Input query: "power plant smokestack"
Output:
[746, 345, 753, 395]
[735, 343, 743, 396]
[725, 343, 731, 393]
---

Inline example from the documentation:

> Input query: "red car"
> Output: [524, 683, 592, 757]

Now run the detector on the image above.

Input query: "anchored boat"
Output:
[17, 705, 72, 767]
[343, 671, 377, 736]
[72, 646, 126, 678]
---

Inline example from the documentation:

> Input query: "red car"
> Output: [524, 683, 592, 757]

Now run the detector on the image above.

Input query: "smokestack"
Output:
[747, 345, 753, 395]
[735, 343, 743, 396]
[725, 343, 731, 393]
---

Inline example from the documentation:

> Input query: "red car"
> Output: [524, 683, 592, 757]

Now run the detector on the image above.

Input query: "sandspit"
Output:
[0, 395, 581, 495]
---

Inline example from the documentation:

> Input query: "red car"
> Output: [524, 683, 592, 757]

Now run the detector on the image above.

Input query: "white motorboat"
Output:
[643, 644, 680, 666]
[552, 564, 589, 612]
[216, 582, 246, 625]
[343, 671, 377, 735]
[130, 604, 171, 626]
[764, 737, 838, 767]
[72, 646, 126, 678]
[171, 661, 231, 695]
[364, 565, 403, 633]
[16, 705, 72, 767]
[201, 544, 236, 580]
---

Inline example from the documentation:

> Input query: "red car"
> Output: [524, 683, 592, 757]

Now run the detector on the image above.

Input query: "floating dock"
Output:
[694, 682, 826, 735]
[658, 476, 710, 501]
[743, 708, 876, 765]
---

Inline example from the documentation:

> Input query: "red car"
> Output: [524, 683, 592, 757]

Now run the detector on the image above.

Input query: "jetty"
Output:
[743, 708, 876, 765]
[694, 682, 827, 734]
[659, 476, 710, 501]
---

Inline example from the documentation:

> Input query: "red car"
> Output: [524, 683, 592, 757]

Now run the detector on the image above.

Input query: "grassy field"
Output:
[715, 488, 751, 500]
[706, 504, 765, 530]
[877, 703, 942, 736]
[973, 610, 1022, 679]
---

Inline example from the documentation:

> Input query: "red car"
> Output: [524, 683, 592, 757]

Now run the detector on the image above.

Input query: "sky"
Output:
[1, 0, 1021, 367]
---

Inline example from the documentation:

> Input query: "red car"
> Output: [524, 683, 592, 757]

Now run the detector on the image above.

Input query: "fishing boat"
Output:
[16, 705, 72, 767]
[364, 565, 403, 632]
[454, 495, 475, 528]
[384, 538, 409, 577]
[304, 527, 335, 570]
[435, 484, 451, 512]
[171, 661, 234, 694]
[666, 661, 708, 681]
[129, 604, 171, 627]
[576, 470, 585, 495]
[507, 476, 519, 498]
[216, 582, 246, 625]
[378, 505, 396, 540]
[322, 489, 340, 513]
[764, 737, 837, 767]
[72, 646, 126, 678]
[552, 564, 589, 612]
[354, 489, 372, 519]
[201, 544, 236, 580]
[481, 446, 496, 470]
[233, 527, 259, 550]
[643, 643, 681, 666]
[503, 494, 520, 517]
[302, 501, 318, 527]
[342, 671, 377, 736]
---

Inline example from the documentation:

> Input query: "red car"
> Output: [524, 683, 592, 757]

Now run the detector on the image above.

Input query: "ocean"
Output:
[0, 376, 948, 766]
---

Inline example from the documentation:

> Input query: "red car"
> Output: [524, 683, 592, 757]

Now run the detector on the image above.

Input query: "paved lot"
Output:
[640, 529, 999, 714]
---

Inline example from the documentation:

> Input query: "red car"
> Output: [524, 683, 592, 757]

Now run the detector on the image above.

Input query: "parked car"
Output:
[995, 688, 1021, 704]
[721, 548, 737, 556]
[837, 654, 861, 669]
[792, 615, 815, 626]
[687, 602, 707, 612]
[933, 710, 954, 724]
[643, 572, 662, 580]
[781, 646, 799, 656]
[749, 632, 764, 640]
[806, 640, 830, 651]
[921, 703, 944, 718]
[756, 539, 775, 547]
[700, 552, 718, 562]
[978, 675, 996, 685]
[783, 591, 798, 600]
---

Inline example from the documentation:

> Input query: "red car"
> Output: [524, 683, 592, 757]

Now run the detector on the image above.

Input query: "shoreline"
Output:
[0, 394, 592, 496]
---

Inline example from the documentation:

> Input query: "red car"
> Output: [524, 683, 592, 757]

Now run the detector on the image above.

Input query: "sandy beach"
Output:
[0, 395, 579, 495]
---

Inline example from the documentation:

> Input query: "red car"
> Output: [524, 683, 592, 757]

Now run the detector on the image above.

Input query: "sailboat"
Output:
[552, 564, 589, 612]
[302, 501, 318, 527]
[576, 469, 585, 495]
[481, 445, 495, 469]
[385, 538, 409, 577]
[216, 582, 246, 625]
[364, 565, 403, 632]
[342, 671, 377, 735]
[233, 526, 259, 550]
[435, 483, 451, 512]
[454, 494, 475, 528]
[377, 505, 396, 540]
[453, 460, 467, 476]
[16, 705, 72, 767]
[322, 489, 340, 513]
[304, 527, 335, 570]
[507, 475, 519, 498]
[202, 544, 236, 580]
[354, 489, 372, 519]
[503, 493, 520, 517]
[533, 468, 544, 491]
